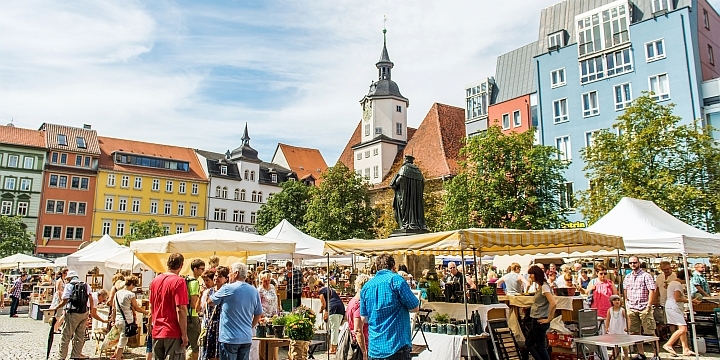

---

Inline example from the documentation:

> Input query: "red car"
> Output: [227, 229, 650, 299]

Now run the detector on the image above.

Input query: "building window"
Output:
[23, 157, 34, 169]
[17, 202, 28, 216]
[709, 45, 715, 66]
[576, 3, 629, 56]
[356, 153, 361, 160]
[4, 177, 15, 190]
[244, 170, 249, 180]
[179, 182, 186, 194]
[513, 110, 521, 128]
[548, 31, 564, 49]
[240, 189, 246, 201]
[550, 68, 566, 88]
[579, 56, 604, 84]
[501, 113, 510, 130]
[396, 123, 403, 135]
[259, 191, 264, 203]
[71, 176, 80, 189]
[553, 99, 569, 124]
[84, 156, 91, 167]
[560, 182, 575, 210]
[239, 211, 246, 223]
[652, 0, 671, 13]
[189, 226, 196, 232]
[364, 168, 370, 180]
[20, 179, 31, 191]
[373, 148, 378, 156]
[649, 74, 670, 101]
[107, 174, 116, 187]
[365, 151, 370, 158]
[614, 83, 632, 110]
[606, 48, 632, 76]
[585, 130, 601, 147]
[46, 200, 55, 213]
[646, 39, 665, 62]
[250, 171, 255, 181]
[50, 175, 58, 187]
[396, 105, 402, 112]
[76, 136, 86, 148]
[132, 199, 140, 213]
[118, 198, 127, 212]
[152, 179, 160, 191]
[191, 183, 199, 195]
[75, 155, 83, 166]
[121, 175, 129, 188]
[164, 202, 172, 215]
[56, 200, 64, 213]
[250, 212, 256, 224]
[233, 210, 240, 222]
[251, 191, 258, 202]
[150, 201, 158, 214]
[704, 9, 710, 29]
[375, 127, 382, 134]
[60, 153, 67, 164]
[166, 180, 173, 193]
[555, 136, 571, 162]
[105, 197, 113, 211]
[364, 124, 370, 136]
[8, 155, 18, 168]
[214, 208, 227, 221]
[190, 204, 197, 217]
[176, 225, 184, 234]
[373, 165, 379, 179]
[271, 173, 277, 183]
[51, 152, 58, 163]
[0, 201, 11, 215]
[68, 202, 77, 214]
[215, 186, 221, 198]
[582, 91, 600, 117]
[102, 221, 111, 235]
[220, 165, 228, 175]
[80, 178, 88, 190]
[465, 82, 490, 120]
[222, 187, 228, 199]
[134, 177, 142, 189]
[57, 134, 67, 146]
[163, 226, 170, 235]
[78, 202, 86, 215]
[234, 189, 240, 200]
[116, 222, 125, 237]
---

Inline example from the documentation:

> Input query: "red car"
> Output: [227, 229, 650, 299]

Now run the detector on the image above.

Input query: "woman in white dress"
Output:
[664, 269, 699, 356]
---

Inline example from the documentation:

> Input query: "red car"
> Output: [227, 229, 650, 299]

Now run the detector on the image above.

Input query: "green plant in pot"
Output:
[286, 308, 316, 360]
[434, 313, 450, 334]
[480, 286, 493, 305]
[272, 314, 288, 338]
[427, 281, 442, 302]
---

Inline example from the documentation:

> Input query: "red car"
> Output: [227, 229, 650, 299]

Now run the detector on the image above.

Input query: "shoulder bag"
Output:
[116, 294, 138, 337]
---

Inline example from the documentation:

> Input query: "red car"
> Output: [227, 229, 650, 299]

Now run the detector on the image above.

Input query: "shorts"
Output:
[187, 316, 201, 353]
[153, 338, 185, 360]
[628, 307, 655, 335]
[116, 321, 130, 348]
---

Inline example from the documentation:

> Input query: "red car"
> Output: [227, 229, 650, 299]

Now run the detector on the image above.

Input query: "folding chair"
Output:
[577, 309, 601, 360]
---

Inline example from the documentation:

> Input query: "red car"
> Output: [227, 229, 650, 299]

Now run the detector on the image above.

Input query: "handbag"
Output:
[116, 295, 138, 337]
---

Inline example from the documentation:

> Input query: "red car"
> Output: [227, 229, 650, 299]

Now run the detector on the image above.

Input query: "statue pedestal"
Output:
[390, 229, 430, 237]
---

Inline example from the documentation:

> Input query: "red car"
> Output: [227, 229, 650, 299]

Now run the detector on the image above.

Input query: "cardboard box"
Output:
[551, 352, 577, 360]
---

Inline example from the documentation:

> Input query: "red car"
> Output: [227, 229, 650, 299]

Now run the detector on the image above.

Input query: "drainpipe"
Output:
[681, 13, 699, 120]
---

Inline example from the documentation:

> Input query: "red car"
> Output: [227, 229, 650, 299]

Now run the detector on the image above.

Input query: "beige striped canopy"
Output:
[322, 228, 624, 256]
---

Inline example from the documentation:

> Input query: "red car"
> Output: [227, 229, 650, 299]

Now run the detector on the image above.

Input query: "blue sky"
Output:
[2, 0, 719, 164]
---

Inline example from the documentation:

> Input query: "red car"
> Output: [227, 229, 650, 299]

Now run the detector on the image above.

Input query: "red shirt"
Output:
[150, 273, 188, 339]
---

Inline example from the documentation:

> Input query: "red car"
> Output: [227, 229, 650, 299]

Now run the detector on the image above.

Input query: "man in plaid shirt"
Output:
[623, 256, 656, 360]
[8, 272, 27, 317]
[285, 261, 303, 308]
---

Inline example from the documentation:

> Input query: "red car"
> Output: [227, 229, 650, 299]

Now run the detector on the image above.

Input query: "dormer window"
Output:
[271, 174, 277, 183]
[57, 134, 67, 146]
[220, 165, 228, 175]
[652, 0, 671, 14]
[548, 31, 565, 51]
[76, 137, 86, 149]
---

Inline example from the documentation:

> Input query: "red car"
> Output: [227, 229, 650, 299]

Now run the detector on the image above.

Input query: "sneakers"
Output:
[633, 354, 647, 360]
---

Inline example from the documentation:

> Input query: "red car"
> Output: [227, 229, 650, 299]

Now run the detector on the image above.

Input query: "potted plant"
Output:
[286, 306, 317, 360]
[434, 313, 450, 334]
[272, 313, 288, 338]
[426, 281, 442, 302]
[256, 317, 268, 338]
[480, 286, 493, 305]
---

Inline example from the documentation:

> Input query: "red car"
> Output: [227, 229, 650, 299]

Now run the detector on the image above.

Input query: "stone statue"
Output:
[390, 155, 428, 231]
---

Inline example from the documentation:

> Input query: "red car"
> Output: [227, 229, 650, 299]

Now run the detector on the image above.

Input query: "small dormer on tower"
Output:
[377, 29, 393, 81]
[230, 123, 260, 162]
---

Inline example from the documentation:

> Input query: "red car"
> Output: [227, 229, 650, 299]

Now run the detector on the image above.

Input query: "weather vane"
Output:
[383, 15, 387, 30]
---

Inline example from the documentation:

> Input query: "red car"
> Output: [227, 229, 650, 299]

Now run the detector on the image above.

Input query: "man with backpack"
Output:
[50, 270, 94, 360]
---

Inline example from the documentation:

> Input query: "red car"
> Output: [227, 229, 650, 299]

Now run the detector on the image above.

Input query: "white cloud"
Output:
[3, 0, 692, 164]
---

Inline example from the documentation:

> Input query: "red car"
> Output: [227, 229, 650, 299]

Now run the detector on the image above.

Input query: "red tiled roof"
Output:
[337, 122, 417, 172]
[40, 123, 101, 154]
[97, 136, 208, 181]
[275, 144, 328, 185]
[0, 125, 45, 148]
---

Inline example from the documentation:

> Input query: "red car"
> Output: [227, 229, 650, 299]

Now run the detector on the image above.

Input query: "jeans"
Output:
[9, 296, 19, 316]
[369, 345, 411, 360]
[526, 318, 551, 360]
[219, 342, 252, 360]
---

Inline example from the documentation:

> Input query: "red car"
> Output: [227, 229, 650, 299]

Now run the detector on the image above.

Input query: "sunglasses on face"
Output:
[629, 262, 639, 264]
[598, 272, 607, 275]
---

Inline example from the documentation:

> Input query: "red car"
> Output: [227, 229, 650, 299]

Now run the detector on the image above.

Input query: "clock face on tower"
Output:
[363, 101, 372, 122]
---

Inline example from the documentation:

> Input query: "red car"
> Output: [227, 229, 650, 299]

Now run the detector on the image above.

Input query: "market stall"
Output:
[65, 234, 126, 291]
[0, 253, 51, 270]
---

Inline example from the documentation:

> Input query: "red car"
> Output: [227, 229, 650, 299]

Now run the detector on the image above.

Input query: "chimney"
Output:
[83, 124, 92, 129]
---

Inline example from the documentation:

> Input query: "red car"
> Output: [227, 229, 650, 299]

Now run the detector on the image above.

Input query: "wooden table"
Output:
[253, 337, 289, 360]
[573, 334, 659, 360]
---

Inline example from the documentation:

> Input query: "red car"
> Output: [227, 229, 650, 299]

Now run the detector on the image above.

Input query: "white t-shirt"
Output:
[115, 289, 136, 322]
[665, 281, 684, 310]
[501, 272, 524, 294]
[656, 272, 678, 305]
[62, 281, 93, 312]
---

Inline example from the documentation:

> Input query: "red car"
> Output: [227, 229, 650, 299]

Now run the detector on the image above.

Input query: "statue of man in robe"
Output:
[390, 155, 428, 231]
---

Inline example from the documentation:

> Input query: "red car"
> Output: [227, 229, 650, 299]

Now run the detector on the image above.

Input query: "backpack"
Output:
[185, 276, 198, 312]
[68, 282, 88, 313]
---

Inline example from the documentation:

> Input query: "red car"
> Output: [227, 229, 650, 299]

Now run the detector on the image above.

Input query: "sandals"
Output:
[682, 351, 696, 356]
[663, 345, 678, 356]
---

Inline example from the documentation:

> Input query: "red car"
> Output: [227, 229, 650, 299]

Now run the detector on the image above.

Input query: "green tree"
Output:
[578, 92, 720, 230]
[373, 177, 446, 238]
[123, 219, 165, 245]
[256, 179, 312, 234]
[304, 162, 376, 240]
[442, 126, 569, 230]
[0, 216, 34, 257]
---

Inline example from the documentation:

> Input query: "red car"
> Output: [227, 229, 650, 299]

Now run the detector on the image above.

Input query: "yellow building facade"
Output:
[91, 136, 208, 241]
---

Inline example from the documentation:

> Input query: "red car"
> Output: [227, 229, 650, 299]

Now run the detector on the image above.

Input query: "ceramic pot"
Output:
[481, 295, 492, 305]
[446, 323, 456, 335]
[437, 323, 447, 334]
[256, 325, 267, 338]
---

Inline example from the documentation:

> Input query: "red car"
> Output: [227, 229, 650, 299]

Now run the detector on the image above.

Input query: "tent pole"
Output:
[683, 253, 700, 360]
[461, 248, 472, 360]
[326, 252, 331, 357]
[472, 248, 479, 286]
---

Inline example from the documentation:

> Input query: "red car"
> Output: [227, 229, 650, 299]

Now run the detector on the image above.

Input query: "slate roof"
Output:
[196, 149, 294, 185]
[494, 42, 541, 103]
[365, 79, 407, 100]
[98, 136, 207, 181]
[275, 144, 328, 185]
[0, 125, 46, 148]
[40, 123, 101, 154]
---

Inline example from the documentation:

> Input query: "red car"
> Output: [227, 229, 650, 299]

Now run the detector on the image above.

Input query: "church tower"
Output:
[353, 28, 409, 184]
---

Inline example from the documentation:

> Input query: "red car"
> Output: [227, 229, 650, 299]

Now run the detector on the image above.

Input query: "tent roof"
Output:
[0, 254, 50, 269]
[586, 197, 720, 256]
[105, 248, 147, 271]
[263, 220, 325, 259]
[67, 234, 123, 266]
[323, 228, 623, 256]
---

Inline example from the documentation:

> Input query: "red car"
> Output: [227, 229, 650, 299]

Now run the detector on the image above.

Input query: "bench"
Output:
[308, 340, 324, 359]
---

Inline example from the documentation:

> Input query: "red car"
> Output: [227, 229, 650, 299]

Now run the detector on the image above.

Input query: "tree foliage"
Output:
[304, 162, 376, 240]
[578, 92, 720, 231]
[374, 176, 445, 238]
[0, 216, 34, 257]
[442, 126, 569, 230]
[123, 219, 165, 245]
[256, 179, 312, 235]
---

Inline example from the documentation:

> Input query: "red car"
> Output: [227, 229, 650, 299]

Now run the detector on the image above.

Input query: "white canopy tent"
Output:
[66, 235, 126, 290]
[0, 253, 51, 270]
[262, 220, 326, 260]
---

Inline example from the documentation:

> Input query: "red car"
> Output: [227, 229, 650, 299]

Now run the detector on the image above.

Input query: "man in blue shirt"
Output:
[361, 254, 420, 360]
[209, 262, 263, 360]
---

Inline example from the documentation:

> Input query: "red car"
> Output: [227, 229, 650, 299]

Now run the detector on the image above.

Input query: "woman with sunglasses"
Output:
[586, 264, 618, 320]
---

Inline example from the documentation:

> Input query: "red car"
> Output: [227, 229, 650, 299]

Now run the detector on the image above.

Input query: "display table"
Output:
[30, 301, 51, 320]
[422, 302, 508, 332]
[411, 332, 489, 360]
[253, 337, 288, 360]
[500, 295, 585, 321]
[573, 334, 659, 360]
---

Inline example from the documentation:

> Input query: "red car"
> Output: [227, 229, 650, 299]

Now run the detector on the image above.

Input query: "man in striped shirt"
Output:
[8, 272, 27, 317]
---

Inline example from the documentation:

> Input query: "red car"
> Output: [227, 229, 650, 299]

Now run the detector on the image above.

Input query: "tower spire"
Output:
[241, 122, 250, 146]
[376, 16, 393, 81]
